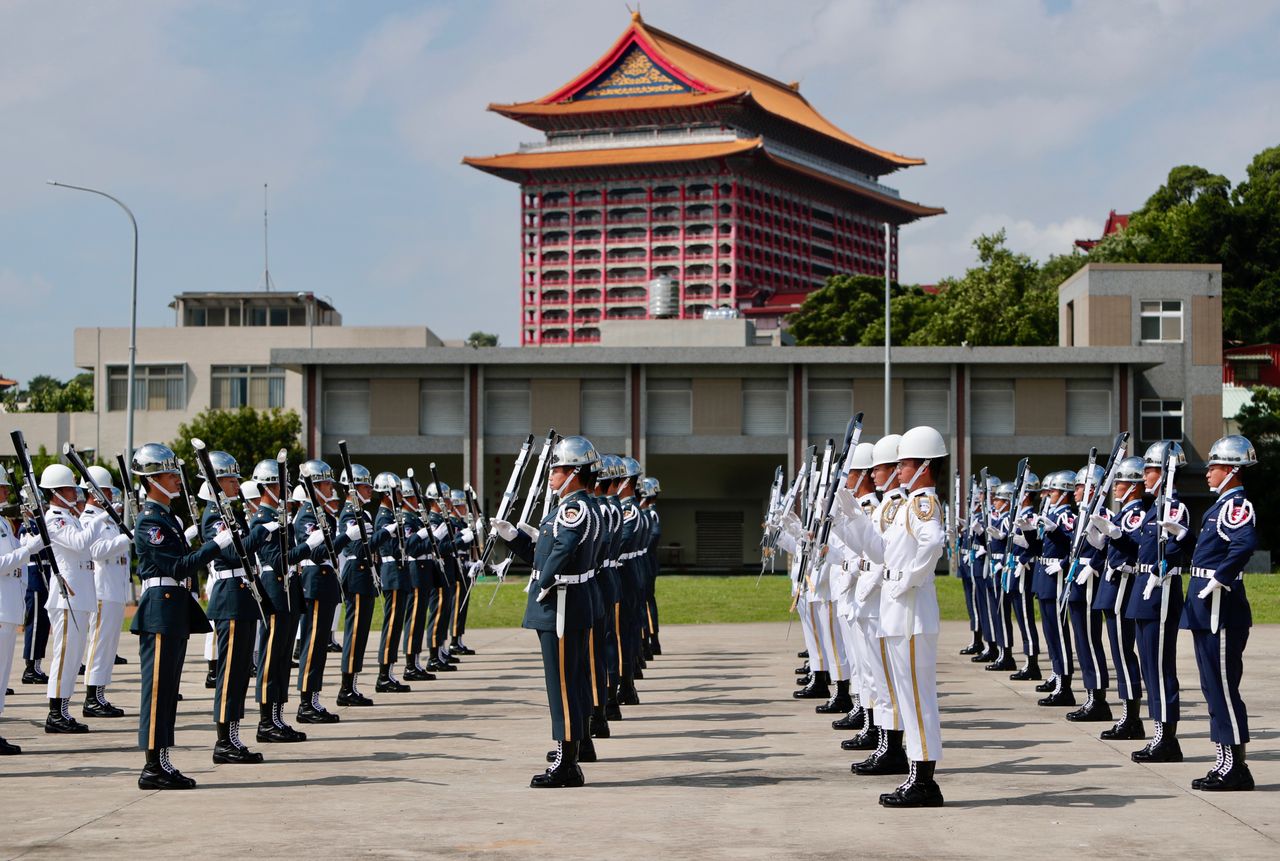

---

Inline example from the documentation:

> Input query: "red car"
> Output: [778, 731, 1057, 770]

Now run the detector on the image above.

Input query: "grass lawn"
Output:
[133, 572, 1280, 630]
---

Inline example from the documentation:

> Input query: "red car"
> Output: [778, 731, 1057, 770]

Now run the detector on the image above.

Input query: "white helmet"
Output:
[39, 463, 77, 490]
[0, 464, 10, 487]
[871, 435, 901, 467]
[241, 480, 261, 501]
[849, 442, 875, 471]
[197, 480, 216, 502]
[291, 484, 308, 502]
[898, 426, 947, 461]
[83, 465, 117, 498]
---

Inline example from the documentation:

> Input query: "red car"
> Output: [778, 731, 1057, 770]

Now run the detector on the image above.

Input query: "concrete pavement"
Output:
[0, 620, 1276, 859]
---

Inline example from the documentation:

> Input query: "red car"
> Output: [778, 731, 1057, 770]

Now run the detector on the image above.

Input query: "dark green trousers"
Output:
[212, 617, 255, 723]
[537, 628, 589, 742]
[297, 596, 339, 692]
[256, 611, 297, 704]
[137, 631, 186, 750]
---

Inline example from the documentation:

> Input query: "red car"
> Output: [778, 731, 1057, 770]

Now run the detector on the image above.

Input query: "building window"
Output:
[1140, 300, 1183, 343]
[971, 379, 1013, 436]
[107, 365, 185, 411]
[211, 365, 285, 410]
[420, 379, 465, 436]
[322, 379, 370, 435]
[484, 379, 530, 435]
[742, 379, 787, 436]
[581, 379, 627, 437]
[1067, 380, 1112, 435]
[646, 379, 692, 436]
[904, 379, 950, 431]
[1139, 399, 1183, 442]
[808, 382, 851, 435]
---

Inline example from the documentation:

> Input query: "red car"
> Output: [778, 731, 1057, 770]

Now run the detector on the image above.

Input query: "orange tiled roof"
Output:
[489, 13, 923, 170]
[463, 138, 764, 173]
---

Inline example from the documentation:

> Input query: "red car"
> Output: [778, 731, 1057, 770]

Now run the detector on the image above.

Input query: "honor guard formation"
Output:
[0, 428, 665, 791]
[763, 417, 1261, 808]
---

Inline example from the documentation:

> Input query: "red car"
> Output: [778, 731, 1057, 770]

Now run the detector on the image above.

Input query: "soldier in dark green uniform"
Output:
[495, 435, 601, 788]
[130, 443, 233, 789]
[337, 463, 379, 706]
[249, 459, 321, 742]
[397, 477, 436, 683]
[448, 487, 479, 655]
[425, 482, 460, 674]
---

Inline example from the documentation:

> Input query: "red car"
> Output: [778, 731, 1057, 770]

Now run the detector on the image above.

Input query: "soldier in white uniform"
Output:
[1, 465, 49, 754]
[830, 442, 876, 734]
[38, 464, 98, 733]
[80, 466, 133, 719]
[839, 427, 947, 807]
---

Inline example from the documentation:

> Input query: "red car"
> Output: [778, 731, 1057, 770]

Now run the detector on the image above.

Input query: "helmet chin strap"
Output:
[852, 471, 867, 497]
[1210, 466, 1239, 496]
[903, 458, 932, 492]
[148, 478, 179, 501]
[1117, 483, 1138, 505]
[51, 490, 78, 510]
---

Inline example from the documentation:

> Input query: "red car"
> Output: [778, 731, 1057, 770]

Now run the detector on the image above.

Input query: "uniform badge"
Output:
[557, 502, 585, 528]
[147, 526, 166, 545]
[305, 522, 317, 534]
[53, 518, 66, 529]
[1061, 513, 1076, 531]
[1124, 510, 1144, 531]
[1223, 499, 1254, 529]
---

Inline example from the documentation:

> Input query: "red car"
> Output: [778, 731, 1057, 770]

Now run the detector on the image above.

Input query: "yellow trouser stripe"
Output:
[259, 616, 276, 703]
[303, 602, 320, 686]
[880, 638, 900, 725]
[148, 634, 162, 750]
[614, 604, 624, 674]
[348, 594, 361, 673]
[558, 634, 571, 742]
[383, 592, 398, 663]
[84, 600, 104, 675]
[909, 635, 928, 761]
[451, 582, 461, 638]
[218, 620, 236, 724]
[588, 629, 600, 707]
[432, 588, 445, 648]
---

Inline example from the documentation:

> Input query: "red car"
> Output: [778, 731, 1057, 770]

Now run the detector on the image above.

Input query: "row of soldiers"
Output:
[0, 433, 664, 791]
[954, 434, 1258, 791]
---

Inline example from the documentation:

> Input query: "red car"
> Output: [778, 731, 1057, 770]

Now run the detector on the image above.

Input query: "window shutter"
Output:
[971, 380, 1013, 436]
[646, 379, 691, 436]
[742, 379, 787, 435]
[421, 379, 465, 435]
[484, 380, 530, 435]
[581, 379, 627, 436]
[904, 379, 949, 431]
[1067, 381, 1111, 435]
[808, 384, 851, 435]
[323, 380, 370, 435]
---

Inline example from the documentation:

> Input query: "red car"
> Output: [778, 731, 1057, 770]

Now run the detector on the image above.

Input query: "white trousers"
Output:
[812, 599, 850, 681]
[798, 597, 821, 672]
[839, 612, 867, 701]
[84, 600, 126, 687]
[46, 606, 90, 701]
[0, 621, 18, 715]
[871, 634, 903, 731]
[204, 630, 218, 661]
[884, 633, 942, 762]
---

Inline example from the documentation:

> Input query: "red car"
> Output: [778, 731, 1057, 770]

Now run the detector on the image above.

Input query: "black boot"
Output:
[204, 660, 217, 689]
[793, 670, 831, 700]
[531, 740, 585, 788]
[832, 704, 867, 732]
[642, 640, 654, 662]
[795, 673, 812, 687]
[590, 706, 611, 739]
[633, 664, 645, 680]
[45, 698, 89, 734]
[815, 680, 853, 714]
[880, 760, 944, 808]
[650, 635, 661, 656]
[83, 684, 125, 718]
[0, 735, 20, 755]
[296, 692, 340, 724]
[257, 703, 294, 743]
[327, 638, 342, 653]
[1010, 656, 1042, 681]
[1038, 675, 1076, 707]
[375, 666, 410, 693]
[1132, 721, 1182, 763]
[854, 729, 909, 775]
[403, 657, 435, 681]
[971, 642, 997, 663]
[115, 654, 127, 665]
[1101, 699, 1146, 741]
[1196, 744, 1254, 792]
[213, 721, 263, 764]
[139, 748, 196, 790]
[337, 673, 375, 706]
[797, 649, 809, 659]
[291, 641, 301, 667]
[985, 647, 1017, 672]
[794, 661, 811, 675]
[605, 688, 623, 722]
[1066, 690, 1113, 723]
[272, 703, 307, 741]
[451, 639, 476, 656]
[959, 631, 982, 656]
[578, 734, 598, 763]
[1034, 673, 1057, 693]
[618, 675, 640, 706]
[842, 711, 878, 751]
[22, 660, 48, 685]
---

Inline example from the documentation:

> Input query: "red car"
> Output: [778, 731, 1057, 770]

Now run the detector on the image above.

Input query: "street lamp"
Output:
[48, 180, 140, 467]
[884, 221, 892, 435]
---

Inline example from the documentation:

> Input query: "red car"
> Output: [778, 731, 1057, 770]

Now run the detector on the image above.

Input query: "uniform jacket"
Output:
[202, 504, 272, 621]
[43, 504, 97, 613]
[591, 493, 621, 606]
[251, 503, 309, 615]
[131, 499, 219, 636]
[0, 516, 38, 625]
[293, 501, 352, 603]
[1032, 503, 1075, 601]
[336, 500, 378, 596]
[517, 489, 600, 633]
[1182, 487, 1255, 631]
[81, 506, 131, 605]
[1121, 491, 1190, 621]
[1092, 498, 1144, 613]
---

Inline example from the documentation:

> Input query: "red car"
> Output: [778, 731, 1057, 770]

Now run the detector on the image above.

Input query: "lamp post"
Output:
[48, 181, 139, 464]
[884, 221, 892, 435]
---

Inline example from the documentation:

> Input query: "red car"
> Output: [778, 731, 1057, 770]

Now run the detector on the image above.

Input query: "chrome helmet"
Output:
[399, 476, 417, 499]
[1206, 434, 1257, 468]
[425, 481, 449, 501]
[1045, 470, 1076, 493]
[1142, 440, 1186, 470]
[1075, 464, 1106, 487]
[372, 472, 400, 495]
[132, 443, 180, 477]
[551, 435, 600, 469]
[994, 481, 1016, 501]
[251, 459, 281, 484]
[1114, 456, 1145, 483]
[1022, 471, 1041, 494]
[341, 463, 372, 486]
[619, 456, 642, 479]
[298, 459, 334, 483]
[208, 451, 240, 479]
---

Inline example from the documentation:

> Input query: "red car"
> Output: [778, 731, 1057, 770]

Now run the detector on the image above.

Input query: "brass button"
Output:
[163, 592, 171, 599]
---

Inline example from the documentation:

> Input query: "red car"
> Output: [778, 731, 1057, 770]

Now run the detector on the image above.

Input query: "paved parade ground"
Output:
[1, 618, 1276, 859]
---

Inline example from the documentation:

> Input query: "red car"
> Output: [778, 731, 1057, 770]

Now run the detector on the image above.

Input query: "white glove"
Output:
[414, 526, 430, 540]
[887, 578, 910, 601]
[986, 525, 1002, 540]
[459, 527, 475, 545]
[306, 530, 326, 549]
[1159, 518, 1187, 540]
[974, 546, 987, 559]
[834, 488, 860, 519]
[1013, 516, 1036, 532]
[344, 522, 362, 542]
[1014, 562, 1026, 580]
[383, 523, 398, 536]
[262, 521, 280, 534]
[1011, 532, 1029, 549]
[854, 572, 878, 604]
[1089, 513, 1119, 540]
[1038, 514, 1058, 532]
[492, 519, 517, 541]
[1197, 577, 1230, 600]
[518, 523, 539, 541]
[467, 560, 484, 581]
[1046, 560, 1062, 577]
[1142, 574, 1160, 601]
[1085, 524, 1107, 550]
[433, 523, 449, 540]
[19, 533, 45, 555]
[184, 524, 200, 542]
[1076, 563, 1097, 586]
[213, 530, 234, 549]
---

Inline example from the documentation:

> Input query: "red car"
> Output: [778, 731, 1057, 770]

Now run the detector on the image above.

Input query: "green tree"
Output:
[465, 331, 500, 348]
[1234, 385, 1280, 550]
[170, 407, 306, 480]
[10, 373, 95, 412]
[787, 275, 940, 346]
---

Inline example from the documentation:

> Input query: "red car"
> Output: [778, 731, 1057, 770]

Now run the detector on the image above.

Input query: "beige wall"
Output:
[1191, 295, 1222, 366]
[1014, 378, 1065, 435]
[1190, 393, 1222, 461]
[692, 378, 742, 435]
[531, 379, 580, 435]
[1088, 295, 1131, 347]
[850, 377, 905, 435]
[369, 379, 419, 436]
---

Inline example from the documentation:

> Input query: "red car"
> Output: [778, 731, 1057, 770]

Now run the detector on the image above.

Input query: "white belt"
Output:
[555, 571, 594, 585]
[142, 577, 180, 590]
[1138, 563, 1181, 577]
[300, 560, 317, 567]
[883, 570, 903, 582]
[211, 568, 246, 581]
[380, 556, 401, 563]
[1192, 566, 1238, 581]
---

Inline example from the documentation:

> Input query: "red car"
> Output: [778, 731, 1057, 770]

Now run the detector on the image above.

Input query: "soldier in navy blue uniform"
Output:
[425, 482, 462, 673]
[955, 485, 982, 657]
[20, 500, 51, 686]
[1006, 473, 1043, 681]
[369, 472, 410, 689]
[293, 459, 357, 724]
[1182, 435, 1258, 791]
[336, 464, 381, 705]
[249, 459, 321, 743]
[1121, 440, 1191, 763]
[403, 481, 443, 679]
[984, 480, 1018, 673]
[1085, 456, 1147, 741]
[1032, 471, 1076, 706]
[1064, 464, 1111, 723]
[494, 435, 601, 788]
[448, 487, 479, 655]
[589, 456, 623, 735]
[130, 443, 233, 789]
[639, 476, 663, 658]
[615, 456, 646, 704]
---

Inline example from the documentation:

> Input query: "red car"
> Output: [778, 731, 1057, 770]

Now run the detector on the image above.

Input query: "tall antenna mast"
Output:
[262, 182, 276, 291]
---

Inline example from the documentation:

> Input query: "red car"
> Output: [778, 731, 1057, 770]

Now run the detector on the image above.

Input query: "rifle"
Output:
[63, 443, 131, 539]
[429, 462, 465, 608]
[812, 413, 864, 560]
[115, 452, 137, 529]
[797, 440, 832, 593]
[756, 465, 784, 586]
[1064, 432, 1130, 592]
[190, 439, 271, 625]
[497, 429, 556, 605]
[1157, 448, 1179, 583]
[1001, 457, 1030, 592]
[481, 433, 535, 566]
[336, 439, 380, 591]
[978, 466, 991, 584]
[9, 430, 77, 629]
[299, 472, 345, 604]
[174, 459, 200, 544]
[275, 448, 293, 612]
[463, 483, 487, 565]
[406, 468, 449, 604]
[966, 474, 980, 579]
[950, 469, 961, 576]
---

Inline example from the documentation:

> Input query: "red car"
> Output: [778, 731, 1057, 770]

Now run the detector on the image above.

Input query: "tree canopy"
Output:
[3, 373, 94, 412]
[1234, 386, 1280, 550]
[169, 407, 306, 480]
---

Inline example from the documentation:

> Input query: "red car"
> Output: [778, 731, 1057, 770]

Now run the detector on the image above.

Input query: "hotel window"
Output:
[1139, 399, 1183, 442]
[807, 381, 851, 435]
[1067, 380, 1112, 435]
[581, 379, 627, 437]
[971, 379, 1013, 436]
[322, 379, 370, 435]
[211, 365, 285, 410]
[484, 380, 530, 435]
[107, 365, 186, 411]
[742, 379, 787, 436]
[420, 379, 465, 436]
[904, 379, 950, 431]
[646, 379, 692, 436]
[1140, 300, 1183, 343]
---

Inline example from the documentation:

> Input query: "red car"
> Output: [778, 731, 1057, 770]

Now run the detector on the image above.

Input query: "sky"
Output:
[3, 0, 1279, 384]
